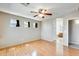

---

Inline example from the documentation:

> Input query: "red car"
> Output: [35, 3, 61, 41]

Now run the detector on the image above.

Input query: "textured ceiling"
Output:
[0, 3, 79, 21]
[20, 3, 79, 20]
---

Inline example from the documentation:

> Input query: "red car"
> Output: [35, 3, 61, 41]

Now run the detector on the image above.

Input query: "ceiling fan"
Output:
[21, 3, 30, 7]
[31, 9, 52, 18]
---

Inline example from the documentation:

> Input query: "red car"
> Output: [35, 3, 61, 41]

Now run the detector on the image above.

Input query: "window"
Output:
[16, 20, 20, 27]
[74, 20, 79, 24]
[35, 23, 38, 28]
[24, 21, 28, 28]
[33, 23, 38, 28]
[10, 19, 16, 27]
[28, 22, 30, 28]
[24, 21, 30, 28]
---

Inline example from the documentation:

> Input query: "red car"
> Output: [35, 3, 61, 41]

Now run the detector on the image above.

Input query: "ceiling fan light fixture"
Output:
[39, 14, 44, 17]
[41, 9, 45, 13]
[42, 16, 45, 18]
[31, 8, 52, 18]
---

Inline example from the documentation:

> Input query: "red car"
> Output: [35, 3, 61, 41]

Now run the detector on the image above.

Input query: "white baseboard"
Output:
[0, 39, 40, 49]
[69, 41, 79, 45]
[41, 39, 55, 42]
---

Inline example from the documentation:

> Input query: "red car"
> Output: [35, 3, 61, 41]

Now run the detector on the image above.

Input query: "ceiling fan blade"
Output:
[30, 11, 38, 13]
[44, 13, 52, 15]
[21, 3, 30, 7]
[34, 15, 38, 17]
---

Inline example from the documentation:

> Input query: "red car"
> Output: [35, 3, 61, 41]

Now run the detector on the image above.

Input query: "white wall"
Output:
[41, 18, 56, 41]
[0, 12, 41, 49]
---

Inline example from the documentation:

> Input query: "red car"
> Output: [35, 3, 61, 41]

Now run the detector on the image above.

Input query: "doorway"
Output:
[68, 20, 79, 48]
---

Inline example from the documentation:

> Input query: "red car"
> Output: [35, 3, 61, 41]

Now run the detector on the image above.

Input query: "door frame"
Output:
[67, 17, 79, 46]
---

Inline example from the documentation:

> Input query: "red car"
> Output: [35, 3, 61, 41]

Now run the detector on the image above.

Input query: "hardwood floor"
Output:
[64, 46, 79, 56]
[0, 40, 79, 56]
